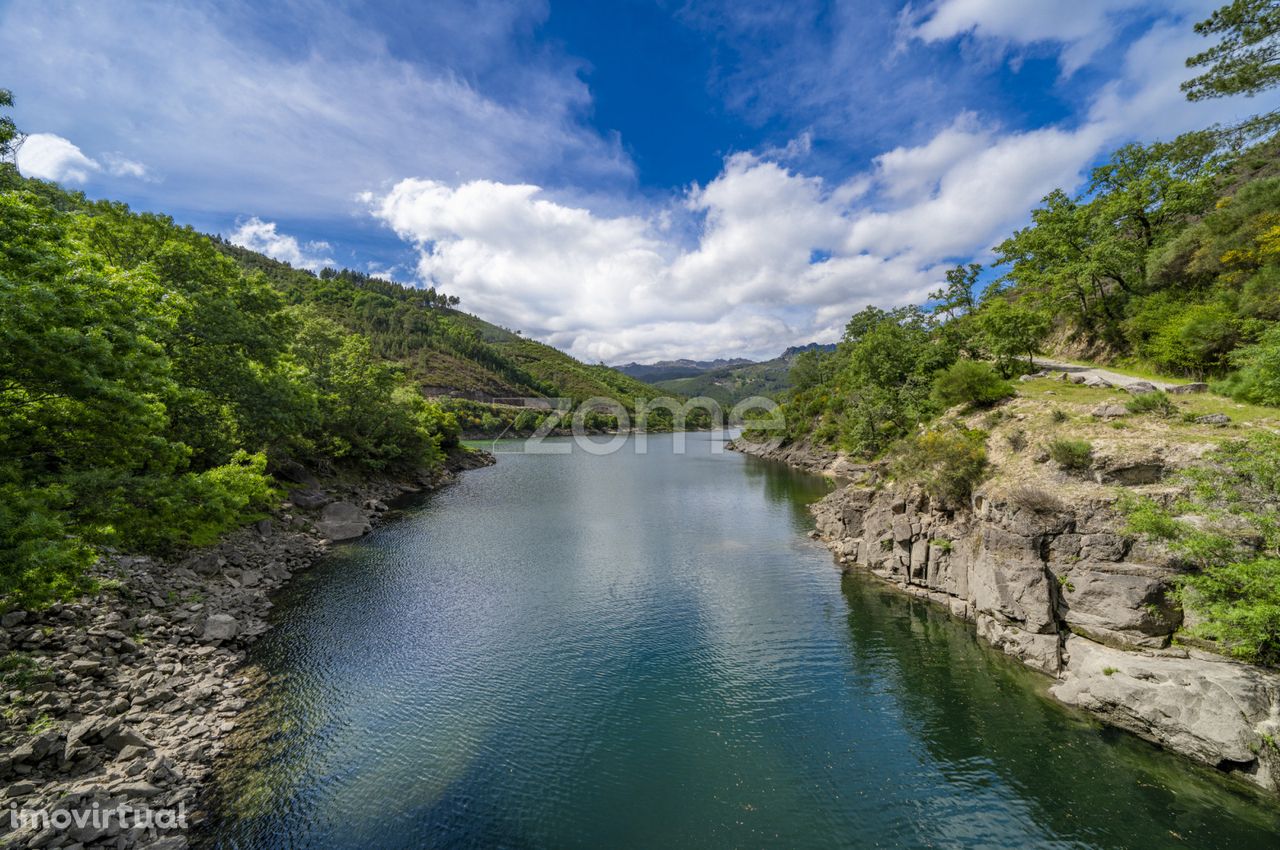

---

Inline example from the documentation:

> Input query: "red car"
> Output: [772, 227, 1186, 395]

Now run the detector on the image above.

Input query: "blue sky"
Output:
[1, 0, 1274, 362]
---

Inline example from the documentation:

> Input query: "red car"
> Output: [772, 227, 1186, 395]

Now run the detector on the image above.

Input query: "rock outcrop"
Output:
[809, 474, 1280, 795]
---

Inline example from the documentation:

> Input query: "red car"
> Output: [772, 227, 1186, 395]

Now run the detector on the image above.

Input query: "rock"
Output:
[314, 501, 371, 541]
[1056, 566, 1180, 649]
[1091, 403, 1128, 419]
[202, 614, 239, 642]
[104, 728, 153, 752]
[1, 610, 28, 629]
[1082, 375, 1112, 388]
[1052, 636, 1280, 788]
[1123, 381, 1158, 395]
[288, 488, 330, 510]
[1195, 412, 1231, 426]
[1168, 382, 1209, 394]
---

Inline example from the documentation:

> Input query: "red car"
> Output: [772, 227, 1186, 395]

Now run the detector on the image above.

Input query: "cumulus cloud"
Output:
[228, 218, 335, 272]
[16, 133, 100, 183]
[367, 5, 1280, 364]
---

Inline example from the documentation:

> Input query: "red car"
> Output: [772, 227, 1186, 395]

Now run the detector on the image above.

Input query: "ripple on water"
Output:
[203, 436, 1280, 850]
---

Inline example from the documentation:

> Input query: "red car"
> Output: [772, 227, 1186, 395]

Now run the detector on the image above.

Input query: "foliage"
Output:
[1222, 323, 1280, 404]
[1119, 433, 1280, 664]
[891, 427, 989, 508]
[1183, 0, 1280, 103]
[973, 297, 1050, 375]
[931, 359, 1015, 409]
[1125, 391, 1178, 417]
[0, 108, 462, 605]
[1048, 438, 1094, 470]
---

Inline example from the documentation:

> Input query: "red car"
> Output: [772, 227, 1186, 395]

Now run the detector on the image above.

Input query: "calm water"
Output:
[205, 433, 1280, 849]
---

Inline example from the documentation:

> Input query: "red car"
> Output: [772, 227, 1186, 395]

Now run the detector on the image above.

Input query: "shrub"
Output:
[891, 427, 989, 508]
[1009, 484, 1064, 514]
[931, 359, 1015, 409]
[1125, 391, 1176, 417]
[1050, 408, 1069, 424]
[1180, 558, 1280, 665]
[1048, 438, 1093, 470]
[1005, 429, 1028, 453]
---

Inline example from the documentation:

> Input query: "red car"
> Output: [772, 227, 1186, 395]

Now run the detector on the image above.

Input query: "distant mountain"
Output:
[626, 343, 837, 406]
[616, 357, 755, 383]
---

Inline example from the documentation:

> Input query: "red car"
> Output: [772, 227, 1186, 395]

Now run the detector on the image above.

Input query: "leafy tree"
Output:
[973, 298, 1050, 375]
[931, 360, 1014, 409]
[1184, 0, 1280, 102]
[0, 88, 18, 164]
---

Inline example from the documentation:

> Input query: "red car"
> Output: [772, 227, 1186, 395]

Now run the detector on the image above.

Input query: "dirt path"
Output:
[1032, 358, 1183, 390]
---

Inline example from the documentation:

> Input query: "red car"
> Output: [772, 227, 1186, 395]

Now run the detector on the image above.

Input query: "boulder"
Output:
[1082, 376, 1112, 388]
[1123, 381, 1158, 395]
[202, 613, 239, 642]
[288, 488, 330, 510]
[1168, 382, 1209, 395]
[1052, 636, 1280, 789]
[1091, 403, 1128, 419]
[315, 501, 371, 541]
[1195, 413, 1231, 426]
[1055, 566, 1179, 649]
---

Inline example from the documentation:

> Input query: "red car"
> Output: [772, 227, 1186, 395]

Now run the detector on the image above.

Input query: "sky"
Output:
[2, 0, 1275, 364]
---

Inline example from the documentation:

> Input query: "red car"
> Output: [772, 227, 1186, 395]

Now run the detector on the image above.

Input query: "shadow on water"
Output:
[838, 573, 1280, 848]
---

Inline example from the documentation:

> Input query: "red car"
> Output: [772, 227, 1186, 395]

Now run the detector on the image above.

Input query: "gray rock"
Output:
[1195, 413, 1231, 426]
[1091, 403, 1128, 419]
[1168, 382, 1209, 394]
[1, 610, 28, 629]
[314, 501, 371, 541]
[1082, 376, 1112, 388]
[1052, 636, 1280, 788]
[202, 614, 239, 642]
[1123, 381, 1158, 395]
[288, 488, 330, 510]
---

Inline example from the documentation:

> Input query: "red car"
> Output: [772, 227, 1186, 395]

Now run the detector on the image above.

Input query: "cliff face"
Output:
[810, 470, 1280, 794]
[734, 379, 1280, 795]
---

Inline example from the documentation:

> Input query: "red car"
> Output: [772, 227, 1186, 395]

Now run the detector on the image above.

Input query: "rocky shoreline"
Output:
[0, 449, 494, 849]
[731, 433, 1280, 798]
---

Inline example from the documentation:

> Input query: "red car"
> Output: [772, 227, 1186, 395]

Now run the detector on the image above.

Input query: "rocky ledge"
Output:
[732, 387, 1280, 797]
[807, 463, 1280, 796]
[0, 449, 494, 849]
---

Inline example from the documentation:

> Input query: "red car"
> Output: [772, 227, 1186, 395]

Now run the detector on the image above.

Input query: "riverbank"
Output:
[0, 449, 493, 849]
[730, 405, 1280, 798]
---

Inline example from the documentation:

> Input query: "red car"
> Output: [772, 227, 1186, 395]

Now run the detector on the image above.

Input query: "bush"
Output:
[891, 427, 989, 508]
[1009, 484, 1064, 514]
[1048, 438, 1093, 470]
[931, 359, 1015, 409]
[1117, 435, 1280, 666]
[1005, 428, 1028, 453]
[1222, 324, 1280, 407]
[1180, 558, 1280, 665]
[1125, 391, 1177, 417]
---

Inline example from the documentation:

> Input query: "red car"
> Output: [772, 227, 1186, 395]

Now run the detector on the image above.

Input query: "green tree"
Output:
[974, 298, 1050, 375]
[1184, 0, 1280, 102]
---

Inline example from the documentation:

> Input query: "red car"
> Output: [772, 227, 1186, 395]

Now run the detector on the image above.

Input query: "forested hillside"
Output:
[0, 92, 672, 606]
[641, 344, 836, 407]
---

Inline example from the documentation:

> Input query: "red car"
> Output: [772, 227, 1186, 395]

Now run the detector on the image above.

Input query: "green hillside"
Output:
[644, 344, 836, 406]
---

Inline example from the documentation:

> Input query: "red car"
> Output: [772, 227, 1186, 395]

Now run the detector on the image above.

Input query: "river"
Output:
[204, 432, 1280, 848]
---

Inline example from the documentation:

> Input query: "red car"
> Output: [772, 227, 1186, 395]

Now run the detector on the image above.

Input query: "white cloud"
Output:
[228, 217, 335, 272]
[16, 133, 100, 183]
[101, 152, 153, 180]
[0, 0, 631, 220]
[909, 0, 1212, 74]
[367, 5, 1280, 364]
